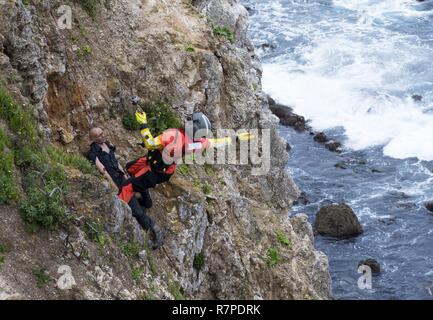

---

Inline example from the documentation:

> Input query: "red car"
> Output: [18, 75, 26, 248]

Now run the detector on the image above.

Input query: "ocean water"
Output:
[242, 0, 433, 299]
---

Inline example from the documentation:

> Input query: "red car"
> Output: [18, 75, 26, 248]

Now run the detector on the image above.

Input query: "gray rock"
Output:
[412, 94, 422, 102]
[325, 141, 342, 152]
[334, 162, 348, 170]
[425, 201, 433, 213]
[314, 132, 328, 143]
[268, 102, 308, 131]
[314, 203, 363, 238]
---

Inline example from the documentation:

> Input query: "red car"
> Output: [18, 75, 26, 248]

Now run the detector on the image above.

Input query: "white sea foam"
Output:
[257, 0, 433, 161]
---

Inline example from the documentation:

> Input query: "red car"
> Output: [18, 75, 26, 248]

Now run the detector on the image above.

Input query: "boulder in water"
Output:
[378, 215, 397, 225]
[412, 94, 423, 102]
[259, 43, 276, 51]
[293, 191, 309, 206]
[334, 162, 348, 170]
[314, 203, 363, 238]
[314, 132, 328, 143]
[325, 141, 342, 152]
[358, 258, 381, 275]
[425, 201, 433, 213]
[267, 96, 308, 131]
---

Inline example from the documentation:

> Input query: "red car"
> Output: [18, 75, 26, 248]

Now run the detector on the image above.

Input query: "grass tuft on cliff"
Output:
[213, 26, 235, 43]
[79, 0, 111, 19]
[122, 112, 141, 131]
[47, 145, 98, 176]
[0, 87, 39, 147]
[0, 128, 19, 204]
[142, 101, 183, 136]
[0, 85, 97, 230]
[266, 247, 281, 267]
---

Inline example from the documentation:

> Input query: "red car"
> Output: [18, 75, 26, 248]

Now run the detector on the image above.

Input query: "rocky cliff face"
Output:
[0, 0, 331, 300]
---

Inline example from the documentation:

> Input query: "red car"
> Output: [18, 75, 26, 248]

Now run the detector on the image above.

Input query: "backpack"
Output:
[125, 151, 176, 177]
[125, 156, 149, 177]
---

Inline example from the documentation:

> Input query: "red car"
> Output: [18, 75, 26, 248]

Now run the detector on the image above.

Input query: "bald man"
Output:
[87, 127, 165, 249]
[88, 127, 127, 190]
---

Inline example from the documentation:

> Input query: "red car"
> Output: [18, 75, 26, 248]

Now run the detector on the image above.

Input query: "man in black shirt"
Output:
[87, 127, 166, 249]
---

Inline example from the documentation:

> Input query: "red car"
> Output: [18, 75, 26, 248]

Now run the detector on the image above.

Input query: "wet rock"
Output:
[395, 202, 417, 210]
[259, 43, 276, 51]
[267, 95, 276, 106]
[334, 162, 348, 170]
[286, 142, 292, 152]
[358, 258, 381, 275]
[425, 201, 433, 213]
[378, 215, 397, 225]
[325, 141, 342, 152]
[412, 94, 423, 102]
[244, 5, 256, 15]
[293, 191, 309, 206]
[267, 95, 309, 131]
[314, 203, 363, 238]
[314, 132, 328, 143]
[268, 103, 308, 131]
[371, 168, 383, 173]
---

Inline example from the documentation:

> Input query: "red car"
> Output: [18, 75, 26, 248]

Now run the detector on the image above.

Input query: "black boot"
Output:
[149, 224, 167, 250]
[138, 190, 153, 209]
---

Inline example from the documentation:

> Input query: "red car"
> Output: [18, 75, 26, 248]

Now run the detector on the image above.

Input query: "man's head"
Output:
[89, 127, 106, 144]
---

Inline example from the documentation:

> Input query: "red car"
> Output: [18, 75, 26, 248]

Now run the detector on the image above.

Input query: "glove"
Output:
[135, 111, 148, 125]
[236, 132, 254, 141]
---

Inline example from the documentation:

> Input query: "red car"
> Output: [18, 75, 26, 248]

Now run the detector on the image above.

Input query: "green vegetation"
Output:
[266, 247, 281, 267]
[143, 236, 158, 274]
[139, 284, 157, 300]
[122, 112, 140, 131]
[204, 163, 215, 176]
[76, 45, 92, 57]
[6, 74, 18, 85]
[177, 164, 190, 175]
[0, 243, 7, 268]
[32, 266, 50, 288]
[121, 241, 141, 259]
[193, 252, 205, 271]
[201, 182, 213, 195]
[79, 0, 111, 18]
[47, 145, 98, 175]
[193, 180, 212, 194]
[276, 231, 292, 248]
[213, 26, 235, 43]
[1, 85, 102, 230]
[84, 221, 109, 247]
[168, 280, 185, 300]
[80, 0, 99, 18]
[19, 164, 68, 230]
[184, 43, 195, 52]
[131, 266, 145, 282]
[142, 101, 183, 136]
[0, 85, 72, 230]
[0, 129, 19, 204]
[0, 87, 38, 146]
[79, 25, 88, 37]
